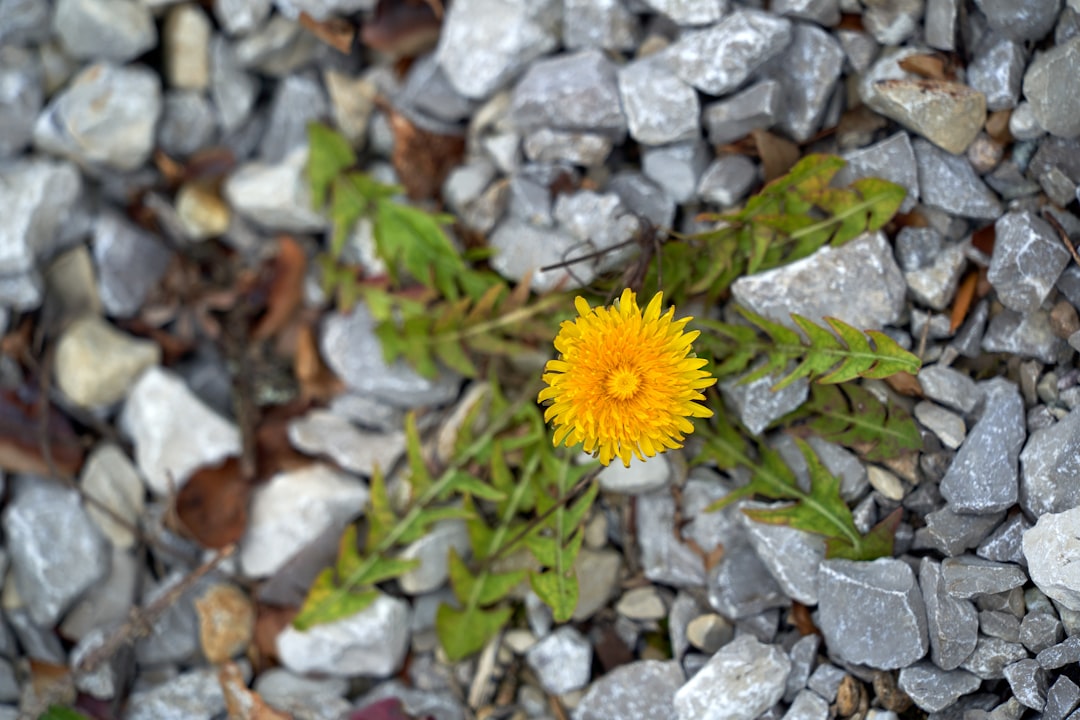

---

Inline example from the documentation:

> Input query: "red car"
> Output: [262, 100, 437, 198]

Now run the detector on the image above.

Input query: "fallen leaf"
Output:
[985, 109, 1012, 144]
[361, 0, 442, 57]
[884, 371, 923, 398]
[790, 602, 820, 636]
[219, 661, 293, 720]
[252, 604, 296, 668]
[299, 11, 356, 54]
[750, 129, 800, 182]
[294, 322, 344, 403]
[387, 108, 465, 200]
[971, 223, 995, 255]
[949, 270, 980, 333]
[0, 386, 84, 478]
[174, 457, 251, 549]
[897, 53, 947, 81]
[349, 698, 427, 720]
[255, 403, 314, 476]
[252, 237, 308, 342]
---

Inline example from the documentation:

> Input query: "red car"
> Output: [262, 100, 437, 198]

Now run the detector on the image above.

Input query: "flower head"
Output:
[538, 289, 716, 467]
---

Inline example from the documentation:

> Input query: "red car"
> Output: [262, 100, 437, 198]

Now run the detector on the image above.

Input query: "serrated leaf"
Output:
[404, 412, 432, 496]
[362, 555, 421, 585]
[530, 566, 579, 623]
[293, 568, 379, 629]
[441, 469, 506, 502]
[436, 602, 514, 662]
[307, 122, 356, 208]
[434, 338, 479, 377]
[367, 466, 396, 547]
[447, 547, 525, 606]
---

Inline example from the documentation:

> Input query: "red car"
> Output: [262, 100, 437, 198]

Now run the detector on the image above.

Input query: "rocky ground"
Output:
[3, 0, 1080, 718]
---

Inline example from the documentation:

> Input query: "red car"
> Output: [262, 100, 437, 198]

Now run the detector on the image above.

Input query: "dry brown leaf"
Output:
[971, 223, 996, 255]
[388, 108, 466, 200]
[255, 403, 315, 476]
[949, 270, 980, 333]
[884, 371, 923, 398]
[750, 129, 800, 182]
[985, 109, 1012, 144]
[790, 602, 820, 636]
[294, 323, 344, 402]
[0, 386, 84, 478]
[252, 237, 308, 342]
[361, 0, 442, 57]
[299, 10, 356, 54]
[897, 53, 947, 81]
[174, 457, 251, 549]
[219, 660, 293, 720]
[253, 604, 297, 668]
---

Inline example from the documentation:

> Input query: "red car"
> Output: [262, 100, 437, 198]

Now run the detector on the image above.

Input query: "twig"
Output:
[539, 238, 638, 273]
[1046, 212, 1080, 266]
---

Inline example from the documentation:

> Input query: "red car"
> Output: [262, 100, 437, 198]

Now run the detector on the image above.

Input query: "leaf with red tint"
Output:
[349, 698, 427, 720]
[174, 457, 250, 549]
[0, 386, 84, 478]
[252, 237, 308, 342]
[971, 223, 995, 255]
[252, 604, 296, 668]
[361, 0, 441, 57]
[388, 109, 465, 201]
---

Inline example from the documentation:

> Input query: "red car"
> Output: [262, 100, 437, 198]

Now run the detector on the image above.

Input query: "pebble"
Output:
[641, 0, 727, 25]
[685, 613, 734, 654]
[774, 435, 869, 502]
[253, 669, 350, 720]
[575, 660, 684, 720]
[960, 636, 1029, 680]
[913, 138, 1003, 220]
[55, 316, 161, 409]
[80, 444, 145, 549]
[512, 50, 626, 138]
[135, 569, 202, 665]
[673, 635, 791, 720]
[158, 91, 218, 158]
[120, 366, 241, 496]
[708, 530, 790, 618]
[835, 132, 920, 213]
[525, 626, 593, 694]
[702, 80, 782, 146]
[435, 0, 560, 100]
[982, 308, 1069, 365]
[976, 0, 1061, 41]
[259, 73, 329, 163]
[641, 138, 710, 204]
[124, 667, 228, 720]
[741, 501, 825, 604]
[1020, 611, 1064, 654]
[759, 23, 845, 142]
[872, 79, 986, 155]
[397, 54, 475, 124]
[224, 147, 326, 233]
[697, 155, 758, 208]
[523, 128, 614, 166]
[1004, 658, 1049, 709]
[938, 379, 1024, 514]
[783, 690, 829, 720]
[807, 664, 846, 702]
[1020, 407, 1080, 517]
[617, 56, 699, 146]
[356, 682, 465, 720]
[562, 0, 640, 50]
[239, 464, 369, 578]
[0, 46, 42, 157]
[968, 35, 1027, 112]
[608, 171, 676, 229]
[163, 4, 211, 90]
[719, 367, 808, 436]
[638, 487, 705, 587]
[920, 557, 980, 670]
[977, 513, 1031, 565]
[1023, 37, 1080, 138]
[1025, 506, 1080, 611]
[941, 556, 1027, 599]
[774, 0, 840, 25]
[53, 0, 156, 61]
[905, 242, 967, 311]
[288, 409, 406, 477]
[862, 0, 922, 43]
[616, 586, 667, 620]
[278, 592, 410, 677]
[988, 211, 1070, 314]
[817, 558, 928, 669]
[898, 662, 982, 712]
[553, 190, 643, 272]
[60, 546, 137, 642]
[34, 62, 161, 172]
[213, 0, 271, 35]
[1044, 675, 1080, 720]
[925, 0, 960, 50]
[662, 9, 792, 96]
[731, 231, 907, 331]
[210, 36, 259, 135]
[915, 401, 966, 449]
[981, 609, 1021, 642]
[573, 548, 622, 620]
[783, 634, 821, 702]
[195, 582, 255, 663]
[597, 454, 671, 494]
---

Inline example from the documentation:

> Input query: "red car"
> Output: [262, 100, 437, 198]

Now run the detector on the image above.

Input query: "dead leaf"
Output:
[985, 109, 1012, 144]
[897, 54, 947, 81]
[790, 602, 820, 636]
[884, 371, 923, 397]
[252, 237, 308, 342]
[361, 0, 442, 57]
[219, 661, 293, 720]
[949, 270, 980, 333]
[971, 223, 995, 255]
[299, 11, 356, 54]
[750, 129, 800, 182]
[294, 323, 343, 402]
[253, 604, 296, 668]
[0, 386, 84, 477]
[174, 457, 251, 549]
[387, 108, 466, 200]
[255, 403, 314, 476]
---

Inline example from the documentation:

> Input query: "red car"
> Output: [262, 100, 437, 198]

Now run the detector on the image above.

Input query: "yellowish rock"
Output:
[196, 583, 255, 664]
[177, 182, 230, 240]
[55, 316, 160, 408]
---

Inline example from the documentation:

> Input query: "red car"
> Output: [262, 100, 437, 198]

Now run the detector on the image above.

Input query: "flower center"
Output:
[605, 367, 641, 400]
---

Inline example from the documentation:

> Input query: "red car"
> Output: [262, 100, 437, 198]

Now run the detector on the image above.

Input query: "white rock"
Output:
[277, 593, 410, 677]
[119, 367, 241, 496]
[224, 146, 326, 233]
[163, 4, 211, 90]
[288, 409, 406, 477]
[615, 586, 668, 620]
[525, 626, 593, 694]
[55, 316, 160, 408]
[398, 520, 471, 595]
[674, 635, 791, 720]
[80, 444, 145, 548]
[240, 464, 369, 578]
[1024, 506, 1080, 611]
[598, 455, 671, 494]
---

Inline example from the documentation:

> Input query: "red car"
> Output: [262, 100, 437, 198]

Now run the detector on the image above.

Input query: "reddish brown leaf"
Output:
[790, 602, 820, 636]
[349, 699, 427, 720]
[884, 371, 923, 398]
[299, 11, 356, 54]
[254, 403, 314, 477]
[361, 0, 441, 57]
[219, 661, 292, 720]
[0, 386, 84, 478]
[252, 237, 308, 342]
[253, 604, 296, 668]
[294, 322, 344, 403]
[897, 54, 947, 81]
[949, 270, 980, 333]
[750, 129, 800, 182]
[985, 109, 1012, 144]
[388, 108, 465, 200]
[174, 457, 251, 549]
[971, 223, 996, 255]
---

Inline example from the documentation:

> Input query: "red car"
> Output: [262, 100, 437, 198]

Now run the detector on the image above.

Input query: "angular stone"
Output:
[817, 558, 928, 669]
[862, 0, 922, 43]
[960, 636, 1029, 679]
[641, 0, 727, 25]
[917, 508, 1003, 558]
[719, 367, 808, 436]
[662, 9, 793, 96]
[697, 155, 758, 207]
[807, 664, 846, 702]
[639, 487, 706, 587]
[608, 171, 676, 229]
[523, 128, 613, 166]
[0, 0, 50, 45]
[774, 435, 869, 502]
[782, 690, 829, 720]
[913, 138, 1002, 219]
[708, 531, 789, 618]
[210, 36, 259, 135]
[968, 35, 1027, 111]
[915, 401, 966, 449]
[905, 242, 967, 311]
[598, 455, 671, 494]
[0, 46, 41, 158]
[673, 635, 791, 720]
[398, 520, 470, 595]
[576, 660, 684, 720]
[525, 626, 593, 694]
[641, 139, 710, 204]
[977, 513, 1032, 565]
[277, 593, 410, 677]
[55, 316, 161, 409]
[1021, 612, 1064, 654]
[435, 0, 560, 100]
[259, 73, 328, 163]
[983, 307, 1069, 364]
[54, 0, 156, 61]
[925, 0, 960, 50]
[742, 501, 826, 605]
[80, 444, 145, 549]
[573, 549, 622, 621]
[758, 23, 844, 142]
[836, 29, 879, 73]
[981, 610, 1021, 643]
[158, 91, 217, 158]
[1021, 408, 1080, 518]
[703, 80, 782, 146]
[397, 53, 475, 124]
[1038, 636, 1080, 669]
[562, 0, 639, 50]
[1025, 506, 1080, 611]
[3, 477, 110, 626]
[899, 662, 982, 712]
[1003, 658, 1048, 710]
[939, 379, 1024, 514]
[920, 557, 980, 671]
[240, 464, 369, 578]
[976, 0, 1061, 41]
[120, 367, 241, 496]
[919, 365, 982, 415]
[553, 190, 643, 272]
[942, 556, 1028, 599]
[731, 231, 906, 330]
[163, 3, 211, 91]
[783, 634, 821, 702]
[1045, 676, 1080, 720]
[1024, 37, 1080, 138]
[773, 0, 840, 25]
[988, 211, 1070, 313]
[618, 56, 699, 146]
[288, 410, 406, 477]
[213, 0, 271, 35]
[124, 667, 227, 720]
[835, 132, 919, 213]
[510, 50, 626, 138]
[225, 145, 326, 232]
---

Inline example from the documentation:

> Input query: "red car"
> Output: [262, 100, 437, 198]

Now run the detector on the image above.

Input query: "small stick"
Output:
[1046, 212, 1080, 266]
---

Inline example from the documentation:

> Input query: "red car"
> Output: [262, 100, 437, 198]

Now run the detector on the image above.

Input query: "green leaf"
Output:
[40, 708, 94, 720]
[442, 470, 507, 502]
[447, 547, 525, 606]
[436, 602, 514, 662]
[293, 568, 379, 630]
[530, 566, 580, 623]
[307, 122, 356, 208]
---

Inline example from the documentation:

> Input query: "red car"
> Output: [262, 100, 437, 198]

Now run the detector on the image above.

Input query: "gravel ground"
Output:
[4, 0, 1080, 718]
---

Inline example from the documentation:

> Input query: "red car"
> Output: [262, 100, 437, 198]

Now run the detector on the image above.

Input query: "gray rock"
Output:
[942, 556, 1028, 599]
[905, 242, 967, 311]
[288, 410, 406, 477]
[920, 557, 980, 670]
[119, 366, 241, 496]
[968, 35, 1027, 111]
[925, 0, 960, 49]
[641, 0, 727, 25]
[213, 0, 272, 35]
[398, 520, 470, 595]
[758, 22, 845, 142]
[1030, 136, 1080, 206]
[3, 476, 110, 626]
[807, 664, 846, 702]
[774, 434, 869, 502]
[511, 50, 626, 138]
[731, 231, 906, 330]
[234, 14, 319, 77]
[72, 626, 122, 700]
[939, 379, 1024, 514]
[773, 0, 840, 25]
[914, 401, 966, 449]
[134, 569, 201, 665]
[553, 190, 643, 272]
[899, 662, 982, 712]
[597, 455, 671, 494]
[708, 532, 789, 618]
[836, 29, 879, 73]
[1038, 636, 1080, 669]
[983, 307, 1069, 364]
[817, 558, 928, 669]
[158, 90, 218, 158]
[124, 667, 227, 720]
[1021, 408, 1080, 518]
[1023, 37, 1080, 138]
[783, 634, 821, 702]
[574, 660, 684, 720]
[163, 3, 211, 91]
[639, 486, 706, 587]
[278, 593, 410, 677]
[673, 635, 791, 720]
[1025, 506, 1080, 611]
[919, 365, 982, 415]
[862, 0, 922, 44]
[61, 547, 137, 642]
[210, 36, 259, 135]
[260, 73, 329, 163]
[435, 0, 560, 100]
[523, 128, 614, 166]
[741, 501, 826, 605]
[1003, 658, 1048, 710]
[240, 464, 370, 578]
[397, 54, 476, 124]
[641, 138, 710, 204]
[54, 0, 156, 61]
[0, 46, 42, 157]
[618, 56, 699, 146]
[34, 62, 162, 172]
[981, 610, 1021, 641]
[226, 146, 326, 233]
[489, 217, 595, 292]
[719, 366, 808, 435]
[697, 154, 758, 207]
[1044, 676, 1080, 720]
[988, 211, 1070, 313]
[960, 636, 1029, 679]
[897, 227, 943, 271]
[662, 9, 792, 96]
[0, 0, 50, 45]
[702, 80, 782, 146]
[913, 138, 1002, 219]
[977, 513, 1032, 565]
[608, 171, 676, 229]
[835, 132, 919, 213]
[976, 0, 1061, 41]
[1021, 612, 1064, 654]
[92, 210, 172, 318]
[782, 690, 829, 720]
[562, 0, 640, 50]
[356, 683, 464, 720]
[254, 669, 350, 720]
[526, 626, 593, 694]
[573, 548, 622, 621]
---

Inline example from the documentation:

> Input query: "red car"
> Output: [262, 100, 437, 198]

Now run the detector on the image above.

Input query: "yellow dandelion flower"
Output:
[537, 288, 717, 467]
